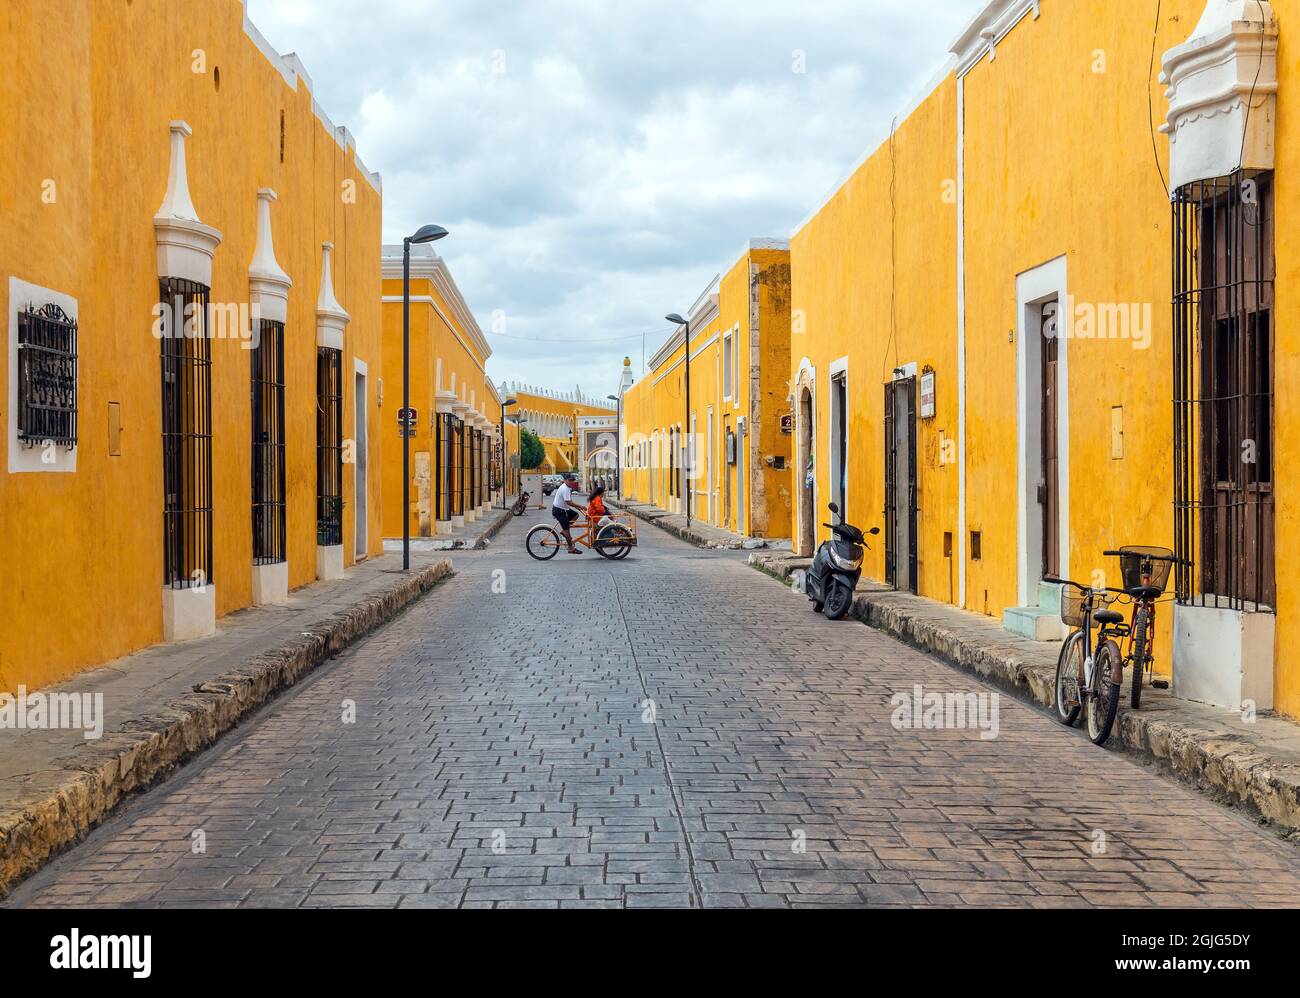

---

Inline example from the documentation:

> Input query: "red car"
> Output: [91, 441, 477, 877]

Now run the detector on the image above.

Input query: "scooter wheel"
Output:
[823, 581, 854, 620]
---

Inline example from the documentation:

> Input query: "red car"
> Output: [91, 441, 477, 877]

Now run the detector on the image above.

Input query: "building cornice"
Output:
[950, 0, 1041, 76]
[381, 246, 492, 362]
[238, 1, 381, 193]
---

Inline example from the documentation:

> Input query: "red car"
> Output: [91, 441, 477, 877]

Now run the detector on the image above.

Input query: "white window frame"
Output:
[722, 330, 734, 402]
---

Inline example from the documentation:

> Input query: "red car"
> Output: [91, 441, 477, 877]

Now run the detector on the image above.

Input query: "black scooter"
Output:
[805, 502, 879, 620]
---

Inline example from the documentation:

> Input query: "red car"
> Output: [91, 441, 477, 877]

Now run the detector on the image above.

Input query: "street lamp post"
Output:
[500, 396, 517, 509]
[607, 393, 621, 500]
[666, 312, 690, 529]
[402, 223, 448, 570]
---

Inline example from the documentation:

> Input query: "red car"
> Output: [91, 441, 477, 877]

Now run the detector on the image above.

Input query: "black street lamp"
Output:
[665, 312, 690, 528]
[403, 223, 448, 570]
[500, 395, 517, 509]
[606, 393, 621, 500]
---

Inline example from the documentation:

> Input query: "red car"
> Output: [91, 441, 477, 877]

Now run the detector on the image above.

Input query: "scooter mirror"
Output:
[828, 502, 840, 515]
[868, 526, 881, 535]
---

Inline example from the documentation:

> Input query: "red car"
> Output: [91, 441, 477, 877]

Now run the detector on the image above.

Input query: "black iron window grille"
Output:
[251, 319, 286, 565]
[436, 412, 453, 521]
[316, 346, 344, 546]
[470, 428, 480, 508]
[160, 277, 214, 589]
[17, 302, 78, 448]
[1173, 170, 1275, 611]
[451, 417, 464, 517]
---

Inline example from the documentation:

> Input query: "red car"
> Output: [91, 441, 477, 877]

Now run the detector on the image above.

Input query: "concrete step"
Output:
[1036, 579, 1064, 616]
[1003, 604, 1066, 642]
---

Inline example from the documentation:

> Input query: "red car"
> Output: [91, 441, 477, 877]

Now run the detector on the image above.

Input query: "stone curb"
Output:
[608, 499, 764, 551]
[748, 552, 1300, 835]
[0, 559, 454, 896]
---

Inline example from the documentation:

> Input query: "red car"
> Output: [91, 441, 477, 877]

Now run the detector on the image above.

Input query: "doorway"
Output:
[884, 376, 917, 593]
[830, 369, 848, 519]
[354, 365, 368, 558]
[1015, 257, 1069, 607]
[796, 381, 815, 555]
[1040, 302, 1059, 580]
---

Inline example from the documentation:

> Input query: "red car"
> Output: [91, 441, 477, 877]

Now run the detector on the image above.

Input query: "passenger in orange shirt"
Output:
[587, 484, 610, 525]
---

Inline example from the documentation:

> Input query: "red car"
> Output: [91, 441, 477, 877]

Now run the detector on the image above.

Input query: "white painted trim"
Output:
[1014, 255, 1069, 607]
[828, 356, 849, 520]
[890, 360, 917, 381]
[956, 76, 968, 609]
[381, 245, 492, 362]
[8, 277, 78, 473]
[950, 0, 1040, 77]
[238, 1, 382, 193]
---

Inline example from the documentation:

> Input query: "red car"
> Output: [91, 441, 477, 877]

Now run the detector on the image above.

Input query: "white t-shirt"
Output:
[552, 482, 576, 510]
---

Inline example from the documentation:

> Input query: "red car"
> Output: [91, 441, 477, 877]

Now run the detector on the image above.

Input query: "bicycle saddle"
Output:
[1094, 609, 1124, 625]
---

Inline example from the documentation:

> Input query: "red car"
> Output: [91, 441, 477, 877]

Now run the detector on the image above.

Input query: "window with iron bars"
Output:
[436, 412, 453, 521]
[251, 319, 286, 565]
[316, 346, 344, 547]
[1173, 170, 1275, 611]
[160, 277, 214, 589]
[451, 417, 464, 517]
[17, 302, 78, 448]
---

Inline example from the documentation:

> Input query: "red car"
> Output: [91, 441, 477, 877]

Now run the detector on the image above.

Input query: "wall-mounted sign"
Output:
[780, 413, 793, 434]
[919, 371, 936, 419]
[397, 406, 418, 426]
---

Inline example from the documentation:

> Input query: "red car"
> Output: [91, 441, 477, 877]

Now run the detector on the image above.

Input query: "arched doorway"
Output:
[796, 373, 815, 556]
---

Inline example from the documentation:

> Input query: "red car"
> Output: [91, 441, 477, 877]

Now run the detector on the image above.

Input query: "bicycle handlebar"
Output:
[1103, 549, 1191, 565]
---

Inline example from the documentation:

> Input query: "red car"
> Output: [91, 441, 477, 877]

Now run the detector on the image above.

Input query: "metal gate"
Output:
[1173, 171, 1275, 610]
[160, 277, 213, 589]
[252, 319, 286, 565]
[316, 346, 343, 547]
[883, 377, 917, 592]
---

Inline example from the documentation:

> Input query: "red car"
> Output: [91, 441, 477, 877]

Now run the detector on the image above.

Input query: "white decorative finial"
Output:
[249, 188, 291, 324]
[153, 121, 222, 284]
[158, 121, 199, 222]
[315, 241, 350, 349]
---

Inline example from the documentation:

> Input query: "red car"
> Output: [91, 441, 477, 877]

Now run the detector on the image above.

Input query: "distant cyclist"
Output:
[551, 472, 586, 554]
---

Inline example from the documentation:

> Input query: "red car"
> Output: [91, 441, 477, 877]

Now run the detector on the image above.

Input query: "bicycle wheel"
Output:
[525, 525, 561, 560]
[1053, 630, 1084, 726]
[1087, 639, 1122, 746]
[1129, 607, 1148, 709]
[594, 523, 632, 560]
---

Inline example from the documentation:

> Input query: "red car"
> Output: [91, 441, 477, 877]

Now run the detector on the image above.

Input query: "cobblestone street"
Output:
[9, 512, 1300, 909]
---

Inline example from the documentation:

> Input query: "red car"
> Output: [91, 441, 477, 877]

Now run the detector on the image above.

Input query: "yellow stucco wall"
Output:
[620, 245, 791, 537]
[0, 0, 383, 693]
[379, 259, 500, 539]
[789, 0, 1299, 714]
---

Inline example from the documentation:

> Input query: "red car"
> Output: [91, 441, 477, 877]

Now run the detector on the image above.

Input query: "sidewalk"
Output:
[0, 552, 454, 896]
[749, 551, 1300, 837]
[609, 497, 787, 551]
[383, 499, 516, 552]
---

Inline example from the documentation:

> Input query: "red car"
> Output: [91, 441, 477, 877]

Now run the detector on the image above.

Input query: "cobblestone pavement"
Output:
[9, 510, 1300, 908]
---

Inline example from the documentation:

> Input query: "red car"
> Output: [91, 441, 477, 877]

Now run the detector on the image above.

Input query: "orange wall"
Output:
[0, 0, 383, 692]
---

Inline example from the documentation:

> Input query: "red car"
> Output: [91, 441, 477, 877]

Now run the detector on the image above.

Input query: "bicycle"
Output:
[1046, 546, 1180, 746]
[525, 512, 636, 561]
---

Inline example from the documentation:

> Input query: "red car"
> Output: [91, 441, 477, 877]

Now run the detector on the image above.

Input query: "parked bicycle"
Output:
[1046, 546, 1181, 746]
[511, 491, 531, 516]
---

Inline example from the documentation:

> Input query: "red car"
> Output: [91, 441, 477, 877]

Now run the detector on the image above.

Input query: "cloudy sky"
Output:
[247, 0, 979, 398]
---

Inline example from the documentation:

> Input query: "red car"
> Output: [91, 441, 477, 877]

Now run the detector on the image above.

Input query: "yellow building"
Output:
[790, 0, 1296, 716]
[0, 0, 384, 692]
[504, 385, 617, 477]
[619, 241, 793, 538]
[380, 245, 505, 537]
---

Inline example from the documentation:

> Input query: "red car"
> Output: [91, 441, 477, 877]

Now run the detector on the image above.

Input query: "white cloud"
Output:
[246, 0, 980, 396]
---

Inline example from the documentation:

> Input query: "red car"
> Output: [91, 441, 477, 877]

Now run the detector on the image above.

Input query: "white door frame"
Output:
[1015, 256, 1069, 606]
[353, 358, 369, 559]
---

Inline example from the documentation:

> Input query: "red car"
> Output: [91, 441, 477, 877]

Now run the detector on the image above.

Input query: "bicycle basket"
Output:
[1114, 546, 1173, 595]
[1060, 587, 1115, 628]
